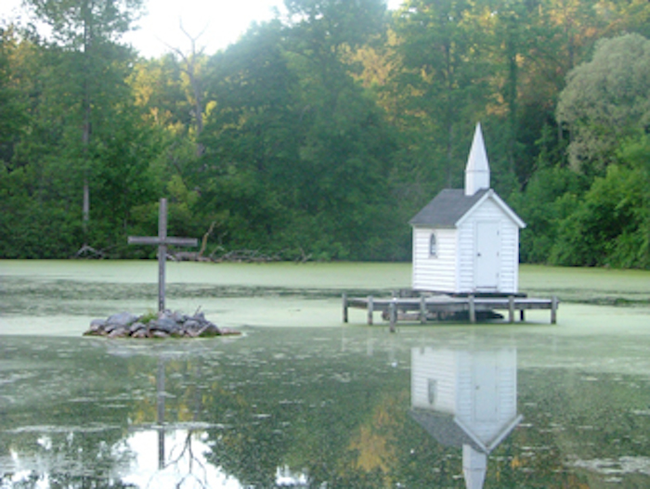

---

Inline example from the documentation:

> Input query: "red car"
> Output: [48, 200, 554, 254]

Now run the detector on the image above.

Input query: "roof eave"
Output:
[410, 222, 457, 229]
[455, 189, 526, 228]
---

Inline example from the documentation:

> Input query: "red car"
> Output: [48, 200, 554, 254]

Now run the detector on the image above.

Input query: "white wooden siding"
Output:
[411, 348, 519, 446]
[454, 349, 518, 444]
[411, 193, 522, 293]
[411, 348, 457, 413]
[456, 197, 520, 293]
[412, 227, 458, 291]
[498, 221, 519, 293]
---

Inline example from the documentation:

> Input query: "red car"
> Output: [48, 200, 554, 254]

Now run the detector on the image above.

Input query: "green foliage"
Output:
[138, 309, 157, 324]
[194, 15, 403, 261]
[549, 165, 642, 267]
[0, 166, 81, 258]
[1, 1, 649, 267]
[552, 135, 650, 268]
[510, 166, 586, 264]
[23, 0, 144, 46]
[515, 132, 650, 270]
[0, 28, 27, 164]
[557, 33, 650, 174]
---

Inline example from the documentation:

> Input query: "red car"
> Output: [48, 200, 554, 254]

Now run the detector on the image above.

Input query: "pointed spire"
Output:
[464, 123, 490, 196]
[462, 445, 488, 489]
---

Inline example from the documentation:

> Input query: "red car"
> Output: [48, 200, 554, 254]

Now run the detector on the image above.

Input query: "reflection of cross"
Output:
[157, 356, 166, 469]
[128, 198, 198, 312]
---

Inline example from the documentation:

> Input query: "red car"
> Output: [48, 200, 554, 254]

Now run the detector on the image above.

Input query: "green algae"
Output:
[1, 261, 650, 486]
[519, 264, 650, 306]
[1, 260, 649, 335]
[3, 327, 650, 487]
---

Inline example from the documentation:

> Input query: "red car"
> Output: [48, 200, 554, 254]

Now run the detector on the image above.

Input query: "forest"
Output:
[0, 0, 649, 267]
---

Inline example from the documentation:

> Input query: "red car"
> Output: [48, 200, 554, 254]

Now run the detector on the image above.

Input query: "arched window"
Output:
[428, 379, 437, 405]
[429, 233, 437, 257]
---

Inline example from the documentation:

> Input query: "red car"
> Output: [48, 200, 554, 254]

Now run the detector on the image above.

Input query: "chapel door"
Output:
[476, 222, 499, 290]
[473, 352, 499, 423]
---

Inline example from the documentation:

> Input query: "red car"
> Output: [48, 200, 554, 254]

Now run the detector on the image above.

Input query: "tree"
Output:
[22, 0, 144, 242]
[479, 0, 554, 192]
[195, 6, 402, 260]
[166, 25, 210, 157]
[509, 165, 586, 264]
[282, 0, 402, 259]
[388, 0, 489, 192]
[557, 33, 650, 174]
[284, 0, 387, 55]
[549, 161, 648, 268]
[0, 26, 26, 164]
[199, 21, 302, 254]
[0, 29, 86, 258]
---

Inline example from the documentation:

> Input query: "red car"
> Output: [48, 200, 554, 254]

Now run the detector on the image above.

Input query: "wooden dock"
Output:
[342, 293, 559, 327]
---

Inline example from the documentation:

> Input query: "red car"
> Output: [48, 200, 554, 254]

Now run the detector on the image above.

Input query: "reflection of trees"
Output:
[3, 330, 427, 487]
[8, 473, 136, 488]
[198, 336, 412, 487]
[165, 431, 211, 486]
[6, 332, 649, 487]
[149, 355, 213, 487]
[0, 338, 145, 486]
[507, 368, 650, 488]
[150, 337, 650, 488]
[201, 362, 296, 488]
[126, 349, 224, 487]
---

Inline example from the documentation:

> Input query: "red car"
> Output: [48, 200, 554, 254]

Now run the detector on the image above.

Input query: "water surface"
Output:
[1, 260, 650, 488]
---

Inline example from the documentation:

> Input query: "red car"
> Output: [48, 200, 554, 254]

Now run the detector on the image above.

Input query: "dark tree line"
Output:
[1, 0, 649, 267]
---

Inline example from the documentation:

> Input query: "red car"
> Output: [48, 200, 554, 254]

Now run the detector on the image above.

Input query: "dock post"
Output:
[342, 293, 348, 323]
[551, 296, 558, 324]
[420, 296, 427, 324]
[367, 296, 374, 325]
[389, 299, 397, 333]
[508, 295, 515, 323]
[469, 294, 476, 323]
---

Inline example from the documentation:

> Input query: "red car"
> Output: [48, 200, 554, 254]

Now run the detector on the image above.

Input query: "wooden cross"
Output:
[128, 198, 198, 312]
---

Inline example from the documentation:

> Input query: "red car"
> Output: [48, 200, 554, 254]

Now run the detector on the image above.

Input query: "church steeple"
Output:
[464, 123, 490, 196]
[462, 445, 488, 489]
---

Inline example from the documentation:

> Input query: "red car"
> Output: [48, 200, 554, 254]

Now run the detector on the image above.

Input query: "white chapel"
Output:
[410, 346, 522, 489]
[409, 123, 526, 294]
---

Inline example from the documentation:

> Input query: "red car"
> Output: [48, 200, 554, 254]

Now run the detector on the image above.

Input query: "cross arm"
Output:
[165, 237, 198, 247]
[128, 236, 198, 247]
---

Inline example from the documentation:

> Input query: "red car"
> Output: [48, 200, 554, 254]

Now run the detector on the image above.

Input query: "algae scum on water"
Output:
[3, 328, 650, 487]
[1, 260, 650, 487]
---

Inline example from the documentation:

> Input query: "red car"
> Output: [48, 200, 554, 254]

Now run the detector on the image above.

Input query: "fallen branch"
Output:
[198, 221, 217, 259]
[73, 244, 110, 259]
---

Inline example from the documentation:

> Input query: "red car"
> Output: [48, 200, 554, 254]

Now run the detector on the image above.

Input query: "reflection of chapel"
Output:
[410, 347, 522, 489]
[409, 124, 526, 294]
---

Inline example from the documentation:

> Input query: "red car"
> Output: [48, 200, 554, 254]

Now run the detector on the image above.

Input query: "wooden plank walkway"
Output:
[342, 293, 559, 328]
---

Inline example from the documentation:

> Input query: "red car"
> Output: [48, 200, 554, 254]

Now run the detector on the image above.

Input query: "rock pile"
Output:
[84, 310, 240, 339]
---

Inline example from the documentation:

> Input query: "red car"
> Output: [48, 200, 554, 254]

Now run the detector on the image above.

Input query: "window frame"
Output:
[429, 233, 438, 257]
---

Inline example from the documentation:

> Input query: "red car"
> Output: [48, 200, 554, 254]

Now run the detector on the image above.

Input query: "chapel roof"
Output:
[409, 409, 485, 452]
[409, 188, 490, 228]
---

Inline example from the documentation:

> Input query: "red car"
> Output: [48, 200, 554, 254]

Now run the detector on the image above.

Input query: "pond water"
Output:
[1, 260, 650, 488]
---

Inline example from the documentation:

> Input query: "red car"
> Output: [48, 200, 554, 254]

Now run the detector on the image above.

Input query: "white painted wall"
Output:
[411, 194, 521, 294]
[499, 220, 520, 293]
[411, 347, 457, 412]
[411, 347, 518, 447]
[457, 197, 519, 294]
[412, 227, 458, 292]
[455, 349, 518, 444]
